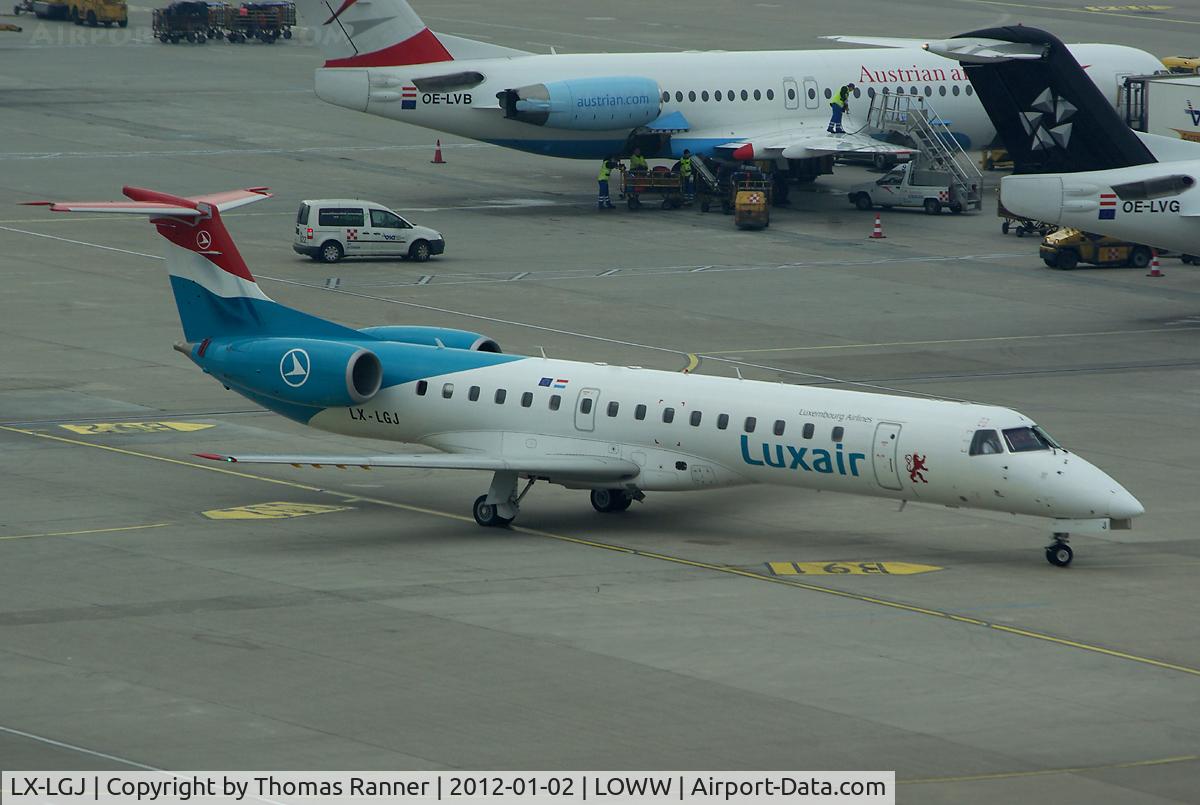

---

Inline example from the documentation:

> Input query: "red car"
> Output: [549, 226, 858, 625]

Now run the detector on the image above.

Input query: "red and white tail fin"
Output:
[25, 187, 274, 341]
[298, 0, 453, 68]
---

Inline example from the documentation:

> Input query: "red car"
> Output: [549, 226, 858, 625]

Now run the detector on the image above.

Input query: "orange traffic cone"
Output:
[868, 213, 886, 239]
[431, 139, 445, 164]
[1147, 249, 1164, 277]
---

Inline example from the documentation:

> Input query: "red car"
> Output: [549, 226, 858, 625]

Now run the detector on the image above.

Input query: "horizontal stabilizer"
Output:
[823, 34, 1045, 61]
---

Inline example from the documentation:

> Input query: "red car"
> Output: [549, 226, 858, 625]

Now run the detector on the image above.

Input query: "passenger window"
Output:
[688, 90, 696, 102]
[969, 429, 1003, 456]
[317, 207, 364, 227]
[690, 411, 702, 426]
[468, 385, 480, 402]
[662, 407, 675, 423]
[910, 86, 917, 95]
[661, 91, 669, 102]
[938, 85, 947, 96]
[442, 383, 454, 399]
[549, 394, 561, 411]
[715, 90, 722, 101]
[370, 209, 404, 228]
[802, 423, 814, 439]
[787, 87, 796, 100]
[766, 88, 775, 100]
[823, 88, 831, 99]
[701, 90, 709, 101]
[717, 413, 729, 430]
[966, 85, 974, 96]
[521, 392, 533, 408]
[852, 87, 861, 98]
[924, 86, 932, 97]
[1003, 426, 1052, 452]
[494, 389, 506, 404]
[675, 90, 683, 102]
[416, 380, 428, 396]
[607, 401, 619, 417]
[635, 404, 647, 421]
[896, 86, 904, 95]
[753, 89, 761, 100]
[868, 87, 876, 99]
[580, 398, 593, 414]
[952, 85, 960, 96]
[744, 416, 757, 433]
[773, 419, 785, 436]
[808, 88, 816, 100]
[832, 426, 844, 442]
[740, 89, 748, 100]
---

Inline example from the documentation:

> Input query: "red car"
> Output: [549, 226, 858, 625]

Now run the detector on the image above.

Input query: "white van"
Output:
[294, 200, 445, 263]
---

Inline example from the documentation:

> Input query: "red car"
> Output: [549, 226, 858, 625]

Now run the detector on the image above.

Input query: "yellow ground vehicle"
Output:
[1040, 227, 1153, 270]
[734, 188, 769, 230]
[1162, 56, 1200, 74]
[980, 148, 1013, 171]
[69, 0, 127, 26]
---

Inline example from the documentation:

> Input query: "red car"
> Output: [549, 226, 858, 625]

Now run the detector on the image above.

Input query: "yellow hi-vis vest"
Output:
[598, 163, 611, 181]
[679, 156, 692, 176]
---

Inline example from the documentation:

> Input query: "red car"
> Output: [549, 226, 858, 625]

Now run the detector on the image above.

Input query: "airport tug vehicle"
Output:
[26, 187, 1145, 566]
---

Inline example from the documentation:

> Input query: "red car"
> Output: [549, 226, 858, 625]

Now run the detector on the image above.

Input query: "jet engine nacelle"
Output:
[200, 337, 383, 408]
[359, 326, 502, 353]
[499, 76, 661, 130]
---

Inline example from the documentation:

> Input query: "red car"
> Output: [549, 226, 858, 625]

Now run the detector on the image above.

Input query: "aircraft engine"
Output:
[499, 76, 661, 130]
[199, 337, 382, 409]
[359, 326, 502, 353]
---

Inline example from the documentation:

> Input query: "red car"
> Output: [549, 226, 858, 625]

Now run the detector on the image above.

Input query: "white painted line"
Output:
[509, 271, 530, 281]
[0, 225, 161, 260]
[597, 268, 621, 277]
[416, 275, 433, 285]
[0, 143, 497, 162]
[0, 724, 159, 770]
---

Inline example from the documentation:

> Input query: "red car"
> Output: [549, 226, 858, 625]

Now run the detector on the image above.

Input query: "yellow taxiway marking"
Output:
[682, 353, 700, 373]
[4, 423, 1200, 679]
[903, 753, 1199, 785]
[202, 502, 353, 520]
[959, 0, 1198, 24]
[0, 523, 169, 542]
[59, 422, 215, 435]
[769, 561, 943, 576]
[704, 326, 1200, 356]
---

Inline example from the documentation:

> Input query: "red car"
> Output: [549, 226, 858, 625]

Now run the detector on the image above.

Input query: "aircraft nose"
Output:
[1109, 485, 1145, 520]
[1062, 457, 1144, 519]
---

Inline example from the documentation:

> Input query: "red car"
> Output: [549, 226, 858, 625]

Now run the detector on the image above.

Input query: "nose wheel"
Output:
[1045, 533, 1073, 567]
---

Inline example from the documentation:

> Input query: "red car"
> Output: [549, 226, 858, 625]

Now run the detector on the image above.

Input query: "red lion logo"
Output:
[905, 453, 928, 484]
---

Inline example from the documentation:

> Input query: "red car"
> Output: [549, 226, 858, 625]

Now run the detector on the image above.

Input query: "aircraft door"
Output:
[872, 421, 904, 491]
[802, 77, 819, 110]
[575, 388, 600, 432]
[783, 77, 800, 110]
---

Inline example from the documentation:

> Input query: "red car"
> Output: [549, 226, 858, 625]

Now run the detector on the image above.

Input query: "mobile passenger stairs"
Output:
[866, 93, 983, 212]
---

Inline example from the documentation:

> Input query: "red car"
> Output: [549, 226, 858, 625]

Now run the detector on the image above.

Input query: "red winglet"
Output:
[194, 453, 236, 463]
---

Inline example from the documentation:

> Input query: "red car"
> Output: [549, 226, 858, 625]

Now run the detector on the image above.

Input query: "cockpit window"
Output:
[1003, 426, 1057, 453]
[969, 429, 1003, 456]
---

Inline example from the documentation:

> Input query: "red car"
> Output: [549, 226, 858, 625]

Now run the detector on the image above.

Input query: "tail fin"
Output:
[25, 187, 358, 343]
[946, 26, 1156, 173]
[297, 0, 453, 67]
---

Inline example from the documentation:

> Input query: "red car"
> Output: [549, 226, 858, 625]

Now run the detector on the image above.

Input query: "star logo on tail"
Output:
[1021, 88, 1076, 152]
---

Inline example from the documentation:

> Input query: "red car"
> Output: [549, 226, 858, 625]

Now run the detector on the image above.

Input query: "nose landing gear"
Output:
[1045, 532, 1073, 567]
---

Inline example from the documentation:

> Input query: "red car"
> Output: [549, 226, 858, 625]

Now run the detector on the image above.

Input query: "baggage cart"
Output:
[998, 195, 1056, 238]
[153, 1, 211, 42]
[227, 0, 295, 43]
[622, 166, 685, 210]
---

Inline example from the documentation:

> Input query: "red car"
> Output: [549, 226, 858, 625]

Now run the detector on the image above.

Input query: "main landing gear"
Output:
[1045, 532, 1073, 567]
[470, 471, 644, 527]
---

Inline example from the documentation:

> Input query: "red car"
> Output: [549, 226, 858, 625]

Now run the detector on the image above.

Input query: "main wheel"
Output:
[1001, 221, 1010, 234]
[408, 240, 431, 262]
[626, 195, 640, 210]
[854, 193, 872, 211]
[319, 241, 344, 263]
[283, 28, 292, 39]
[473, 495, 513, 527]
[1127, 246, 1151, 269]
[1046, 543, 1073, 567]
[590, 489, 630, 513]
[923, 198, 941, 215]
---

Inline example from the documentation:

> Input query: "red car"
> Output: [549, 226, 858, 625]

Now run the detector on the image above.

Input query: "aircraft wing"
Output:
[709, 124, 915, 161]
[822, 34, 1045, 62]
[196, 452, 641, 481]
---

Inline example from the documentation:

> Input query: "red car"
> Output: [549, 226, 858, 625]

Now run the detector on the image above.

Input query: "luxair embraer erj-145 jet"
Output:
[921, 25, 1200, 259]
[293, 0, 1160, 182]
[28, 187, 1143, 566]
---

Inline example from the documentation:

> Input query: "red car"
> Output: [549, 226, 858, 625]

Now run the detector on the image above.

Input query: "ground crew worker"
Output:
[629, 147, 648, 174]
[597, 159, 615, 209]
[827, 82, 856, 134]
[679, 149, 694, 203]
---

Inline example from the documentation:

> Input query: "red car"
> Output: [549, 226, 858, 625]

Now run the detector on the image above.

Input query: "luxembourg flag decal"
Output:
[401, 86, 417, 110]
[1099, 192, 1117, 220]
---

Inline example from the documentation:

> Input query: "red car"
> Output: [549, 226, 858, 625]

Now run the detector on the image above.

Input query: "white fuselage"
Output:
[314, 44, 1156, 159]
[304, 354, 1142, 524]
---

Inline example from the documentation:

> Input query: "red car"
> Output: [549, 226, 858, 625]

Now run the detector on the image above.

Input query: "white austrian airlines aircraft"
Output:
[29, 187, 1143, 566]
[932, 25, 1200, 257]
[294, 0, 1159, 176]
